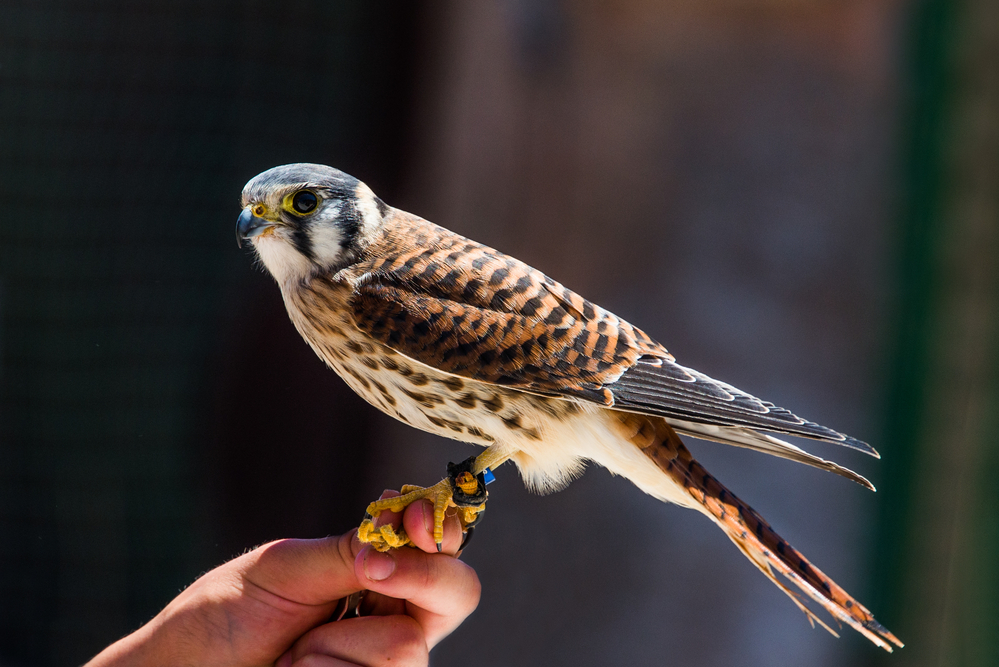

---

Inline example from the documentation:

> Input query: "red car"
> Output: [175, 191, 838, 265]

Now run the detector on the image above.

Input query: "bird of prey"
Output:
[236, 163, 902, 651]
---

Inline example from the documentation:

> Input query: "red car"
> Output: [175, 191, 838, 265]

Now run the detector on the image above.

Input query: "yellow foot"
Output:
[357, 456, 488, 553]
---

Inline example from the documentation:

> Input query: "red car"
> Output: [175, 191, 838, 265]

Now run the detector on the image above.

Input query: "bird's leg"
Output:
[451, 446, 511, 553]
[358, 446, 511, 552]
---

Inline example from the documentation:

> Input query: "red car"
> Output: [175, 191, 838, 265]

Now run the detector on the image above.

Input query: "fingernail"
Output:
[363, 549, 396, 581]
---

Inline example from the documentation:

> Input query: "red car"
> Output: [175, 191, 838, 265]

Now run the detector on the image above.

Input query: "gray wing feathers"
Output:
[667, 417, 875, 490]
[609, 359, 879, 458]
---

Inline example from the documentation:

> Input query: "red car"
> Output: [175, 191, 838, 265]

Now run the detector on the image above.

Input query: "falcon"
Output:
[236, 163, 902, 651]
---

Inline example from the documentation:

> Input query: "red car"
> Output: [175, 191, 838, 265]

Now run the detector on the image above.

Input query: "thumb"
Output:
[237, 532, 365, 606]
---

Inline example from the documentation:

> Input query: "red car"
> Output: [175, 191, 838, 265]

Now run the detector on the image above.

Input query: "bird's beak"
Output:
[236, 207, 276, 248]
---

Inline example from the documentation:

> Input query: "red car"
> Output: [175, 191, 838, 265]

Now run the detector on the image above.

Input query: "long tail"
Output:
[616, 412, 903, 652]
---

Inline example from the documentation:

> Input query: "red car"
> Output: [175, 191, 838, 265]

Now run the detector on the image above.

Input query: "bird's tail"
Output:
[614, 412, 903, 652]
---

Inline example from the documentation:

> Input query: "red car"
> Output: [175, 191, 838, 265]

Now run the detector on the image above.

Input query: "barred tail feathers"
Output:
[611, 412, 903, 652]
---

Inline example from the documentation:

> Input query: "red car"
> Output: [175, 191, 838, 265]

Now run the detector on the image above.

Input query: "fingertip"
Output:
[418, 498, 435, 538]
[440, 508, 463, 556]
[402, 501, 462, 555]
[400, 499, 432, 553]
[373, 491, 404, 530]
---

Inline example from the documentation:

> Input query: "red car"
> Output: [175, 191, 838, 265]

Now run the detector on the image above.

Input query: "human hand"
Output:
[86, 493, 480, 667]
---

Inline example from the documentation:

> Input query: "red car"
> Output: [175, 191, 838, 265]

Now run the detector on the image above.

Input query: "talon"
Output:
[357, 456, 492, 552]
[357, 477, 457, 551]
[458, 525, 476, 553]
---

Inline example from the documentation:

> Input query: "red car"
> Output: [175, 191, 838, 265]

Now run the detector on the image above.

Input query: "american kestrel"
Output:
[236, 163, 902, 651]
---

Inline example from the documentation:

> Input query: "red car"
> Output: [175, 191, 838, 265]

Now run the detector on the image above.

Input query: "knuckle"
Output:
[455, 567, 482, 617]
[334, 532, 356, 567]
[382, 616, 429, 666]
[429, 558, 480, 617]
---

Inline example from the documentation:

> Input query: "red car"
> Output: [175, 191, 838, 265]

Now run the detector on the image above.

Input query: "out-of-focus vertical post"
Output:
[872, 0, 999, 663]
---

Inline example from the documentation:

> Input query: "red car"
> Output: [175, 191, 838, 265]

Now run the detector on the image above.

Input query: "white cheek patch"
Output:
[354, 182, 384, 237]
[308, 202, 346, 268]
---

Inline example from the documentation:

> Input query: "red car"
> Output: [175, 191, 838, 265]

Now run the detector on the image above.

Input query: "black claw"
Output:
[363, 512, 373, 520]
[436, 542, 442, 553]
[458, 525, 476, 553]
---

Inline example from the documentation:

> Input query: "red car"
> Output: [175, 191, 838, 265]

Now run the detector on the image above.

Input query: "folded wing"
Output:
[350, 220, 875, 484]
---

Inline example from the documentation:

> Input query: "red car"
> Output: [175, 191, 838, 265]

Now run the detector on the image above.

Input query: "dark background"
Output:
[1, 1, 997, 666]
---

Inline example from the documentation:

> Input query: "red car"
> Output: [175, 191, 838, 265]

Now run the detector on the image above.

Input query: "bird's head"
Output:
[237, 163, 388, 284]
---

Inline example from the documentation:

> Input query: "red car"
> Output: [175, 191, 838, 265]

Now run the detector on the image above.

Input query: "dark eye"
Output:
[291, 190, 318, 214]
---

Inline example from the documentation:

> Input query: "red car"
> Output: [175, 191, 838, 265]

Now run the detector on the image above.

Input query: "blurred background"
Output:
[1, 0, 996, 665]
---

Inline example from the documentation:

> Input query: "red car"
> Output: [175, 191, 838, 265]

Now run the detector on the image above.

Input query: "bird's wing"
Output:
[350, 225, 876, 477]
[608, 359, 878, 456]
[667, 419, 874, 490]
[350, 229, 661, 404]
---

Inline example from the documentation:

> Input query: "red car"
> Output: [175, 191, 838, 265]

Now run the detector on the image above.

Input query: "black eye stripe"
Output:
[292, 190, 318, 214]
